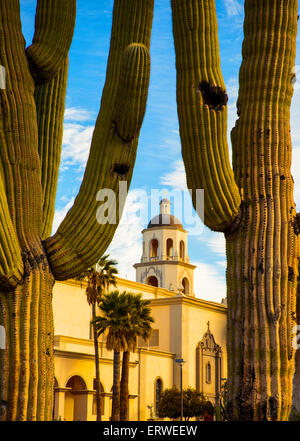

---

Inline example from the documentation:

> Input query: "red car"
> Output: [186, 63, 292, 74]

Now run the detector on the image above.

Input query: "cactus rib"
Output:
[0, 176, 23, 289]
[34, 61, 69, 239]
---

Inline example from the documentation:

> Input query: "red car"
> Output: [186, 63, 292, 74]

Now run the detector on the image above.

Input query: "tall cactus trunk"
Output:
[171, 0, 299, 420]
[226, 201, 297, 421]
[226, 0, 299, 421]
[0, 252, 55, 421]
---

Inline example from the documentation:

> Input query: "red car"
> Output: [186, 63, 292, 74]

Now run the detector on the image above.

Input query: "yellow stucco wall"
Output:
[53, 281, 92, 340]
[52, 278, 227, 421]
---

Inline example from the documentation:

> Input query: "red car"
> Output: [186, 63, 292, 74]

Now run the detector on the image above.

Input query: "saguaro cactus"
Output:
[172, 0, 299, 420]
[0, 0, 153, 420]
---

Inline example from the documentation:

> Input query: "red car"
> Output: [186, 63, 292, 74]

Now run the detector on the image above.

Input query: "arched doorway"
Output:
[65, 375, 87, 421]
[182, 277, 190, 295]
[147, 275, 158, 287]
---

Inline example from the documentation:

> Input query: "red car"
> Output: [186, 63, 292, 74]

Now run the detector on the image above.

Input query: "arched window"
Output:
[155, 378, 163, 416]
[147, 276, 158, 287]
[206, 362, 211, 384]
[166, 239, 173, 258]
[180, 241, 185, 260]
[182, 277, 190, 295]
[150, 239, 159, 258]
[65, 376, 87, 421]
[66, 375, 86, 390]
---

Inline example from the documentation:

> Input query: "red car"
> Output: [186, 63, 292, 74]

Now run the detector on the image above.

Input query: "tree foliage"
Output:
[93, 290, 154, 421]
[158, 386, 213, 421]
[76, 255, 118, 421]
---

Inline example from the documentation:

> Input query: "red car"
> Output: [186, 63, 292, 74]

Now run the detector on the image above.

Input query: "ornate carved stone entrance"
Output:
[196, 322, 223, 404]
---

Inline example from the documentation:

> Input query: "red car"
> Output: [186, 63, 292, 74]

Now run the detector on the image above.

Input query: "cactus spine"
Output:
[0, 0, 153, 420]
[172, 0, 299, 420]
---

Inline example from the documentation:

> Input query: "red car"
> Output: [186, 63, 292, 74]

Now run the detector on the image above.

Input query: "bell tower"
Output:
[133, 199, 196, 295]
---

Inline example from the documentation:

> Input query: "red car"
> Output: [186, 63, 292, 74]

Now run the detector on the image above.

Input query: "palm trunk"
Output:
[120, 350, 130, 421]
[0, 251, 55, 421]
[92, 303, 101, 421]
[111, 350, 120, 421]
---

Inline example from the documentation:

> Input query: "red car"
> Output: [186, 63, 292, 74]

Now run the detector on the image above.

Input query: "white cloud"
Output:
[160, 159, 187, 190]
[205, 232, 226, 256]
[193, 261, 226, 303]
[52, 189, 149, 281]
[217, 260, 227, 269]
[60, 107, 95, 169]
[52, 197, 74, 234]
[64, 107, 95, 122]
[62, 123, 94, 168]
[224, 0, 243, 17]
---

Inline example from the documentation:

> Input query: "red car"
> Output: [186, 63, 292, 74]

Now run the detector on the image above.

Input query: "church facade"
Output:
[52, 200, 227, 421]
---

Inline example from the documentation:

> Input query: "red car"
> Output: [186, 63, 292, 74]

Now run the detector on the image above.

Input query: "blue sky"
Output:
[20, 1, 300, 302]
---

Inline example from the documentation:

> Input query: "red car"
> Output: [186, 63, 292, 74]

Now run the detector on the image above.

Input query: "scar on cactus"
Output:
[198, 81, 228, 112]
[112, 163, 130, 178]
[293, 212, 300, 235]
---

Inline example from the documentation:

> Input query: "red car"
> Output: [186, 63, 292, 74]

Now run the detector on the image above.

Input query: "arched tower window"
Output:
[147, 276, 158, 287]
[166, 238, 173, 258]
[206, 362, 212, 384]
[180, 241, 185, 260]
[155, 378, 163, 416]
[150, 239, 159, 258]
[182, 277, 190, 295]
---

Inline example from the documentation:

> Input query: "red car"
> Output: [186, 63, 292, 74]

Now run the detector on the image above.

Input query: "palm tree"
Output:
[120, 294, 154, 421]
[93, 291, 130, 421]
[77, 255, 118, 421]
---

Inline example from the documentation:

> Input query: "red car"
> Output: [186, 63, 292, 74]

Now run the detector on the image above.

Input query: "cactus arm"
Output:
[26, 0, 76, 84]
[28, 0, 75, 238]
[44, 0, 153, 281]
[171, 0, 241, 232]
[34, 61, 69, 240]
[0, 0, 43, 249]
[0, 176, 23, 289]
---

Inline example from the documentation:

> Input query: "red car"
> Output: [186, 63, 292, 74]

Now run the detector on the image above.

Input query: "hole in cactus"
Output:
[288, 267, 295, 282]
[198, 81, 228, 111]
[258, 261, 264, 274]
[293, 213, 300, 235]
[112, 163, 130, 178]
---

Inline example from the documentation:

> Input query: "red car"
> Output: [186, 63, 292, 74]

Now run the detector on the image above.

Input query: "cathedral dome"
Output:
[147, 213, 183, 229]
[147, 198, 183, 229]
